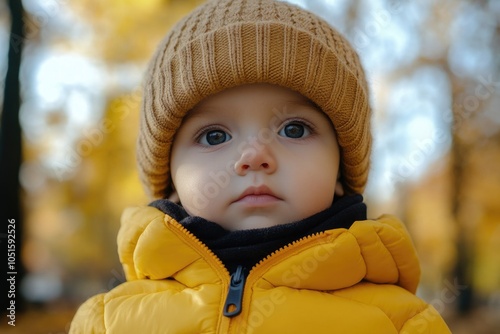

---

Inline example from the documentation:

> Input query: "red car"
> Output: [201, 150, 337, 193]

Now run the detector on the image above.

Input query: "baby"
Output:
[70, 0, 451, 333]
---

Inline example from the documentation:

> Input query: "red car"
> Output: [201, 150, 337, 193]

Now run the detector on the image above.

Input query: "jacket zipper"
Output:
[221, 233, 324, 319]
[223, 265, 247, 317]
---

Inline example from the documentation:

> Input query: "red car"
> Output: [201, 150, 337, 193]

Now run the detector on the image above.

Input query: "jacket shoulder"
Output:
[400, 304, 452, 333]
[333, 283, 450, 333]
[69, 293, 106, 334]
[350, 214, 421, 293]
[118, 206, 166, 281]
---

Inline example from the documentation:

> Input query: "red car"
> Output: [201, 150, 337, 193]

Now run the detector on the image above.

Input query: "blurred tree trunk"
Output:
[447, 62, 480, 316]
[1, 0, 26, 315]
[450, 130, 474, 314]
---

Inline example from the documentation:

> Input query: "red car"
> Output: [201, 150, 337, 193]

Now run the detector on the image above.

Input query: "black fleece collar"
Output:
[150, 195, 367, 273]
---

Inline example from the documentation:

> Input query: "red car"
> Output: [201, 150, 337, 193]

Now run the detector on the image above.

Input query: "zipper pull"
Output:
[223, 265, 247, 317]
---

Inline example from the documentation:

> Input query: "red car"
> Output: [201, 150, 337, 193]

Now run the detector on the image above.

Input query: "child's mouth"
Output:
[232, 185, 282, 207]
[235, 194, 281, 206]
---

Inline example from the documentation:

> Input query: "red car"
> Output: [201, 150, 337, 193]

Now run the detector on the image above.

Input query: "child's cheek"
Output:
[175, 159, 231, 216]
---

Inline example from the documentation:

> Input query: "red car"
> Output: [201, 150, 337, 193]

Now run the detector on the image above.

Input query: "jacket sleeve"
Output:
[69, 293, 106, 334]
[399, 304, 451, 333]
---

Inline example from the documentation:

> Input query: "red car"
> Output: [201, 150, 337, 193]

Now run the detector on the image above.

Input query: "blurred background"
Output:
[0, 0, 499, 333]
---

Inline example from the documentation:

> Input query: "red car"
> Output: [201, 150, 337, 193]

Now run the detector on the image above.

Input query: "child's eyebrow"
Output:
[182, 105, 216, 122]
[282, 98, 321, 112]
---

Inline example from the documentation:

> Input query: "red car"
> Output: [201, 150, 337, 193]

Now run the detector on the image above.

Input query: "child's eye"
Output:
[199, 129, 232, 146]
[278, 122, 311, 138]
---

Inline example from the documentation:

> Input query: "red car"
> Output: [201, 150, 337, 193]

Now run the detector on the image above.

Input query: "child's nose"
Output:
[234, 144, 277, 176]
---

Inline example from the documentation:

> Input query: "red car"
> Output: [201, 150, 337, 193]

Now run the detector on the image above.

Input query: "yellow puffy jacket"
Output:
[69, 206, 451, 333]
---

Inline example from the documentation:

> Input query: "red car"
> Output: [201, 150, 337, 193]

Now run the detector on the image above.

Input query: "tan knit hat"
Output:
[137, 0, 372, 200]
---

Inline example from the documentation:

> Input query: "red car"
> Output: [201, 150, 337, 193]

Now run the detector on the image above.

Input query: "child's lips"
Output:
[232, 185, 282, 206]
[236, 194, 281, 206]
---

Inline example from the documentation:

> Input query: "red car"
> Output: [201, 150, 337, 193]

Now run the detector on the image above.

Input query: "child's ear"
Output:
[168, 188, 180, 204]
[334, 173, 344, 197]
[335, 180, 344, 196]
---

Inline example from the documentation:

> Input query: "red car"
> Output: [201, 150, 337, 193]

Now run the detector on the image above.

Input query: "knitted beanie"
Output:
[137, 0, 372, 200]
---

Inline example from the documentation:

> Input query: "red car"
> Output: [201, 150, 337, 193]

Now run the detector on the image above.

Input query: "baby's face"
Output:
[170, 84, 343, 231]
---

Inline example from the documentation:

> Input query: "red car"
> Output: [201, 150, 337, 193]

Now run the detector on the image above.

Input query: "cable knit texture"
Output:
[137, 0, 372, 199]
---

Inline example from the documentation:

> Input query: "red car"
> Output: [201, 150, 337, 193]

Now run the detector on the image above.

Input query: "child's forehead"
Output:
[186, 84, 320, 118]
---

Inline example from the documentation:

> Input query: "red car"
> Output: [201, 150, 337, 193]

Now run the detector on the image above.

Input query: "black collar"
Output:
[150, 195, 367, 273]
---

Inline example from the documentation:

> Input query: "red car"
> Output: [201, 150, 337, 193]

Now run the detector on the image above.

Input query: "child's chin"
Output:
[226, 216, 287, 231]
